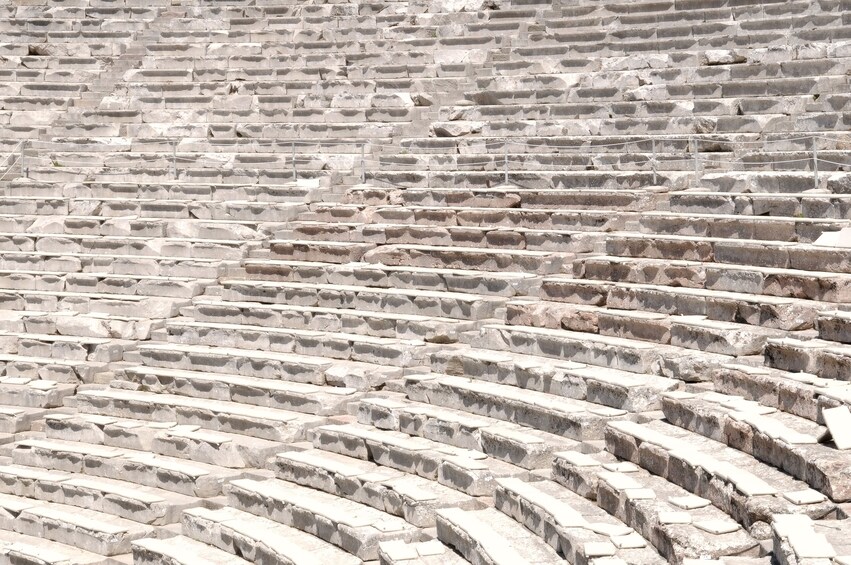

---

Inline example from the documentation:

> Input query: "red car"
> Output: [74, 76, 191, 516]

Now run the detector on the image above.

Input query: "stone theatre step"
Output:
[133, 535, 253, 565]
[226, 477, 422, 561]
[661, 391, 851, 502]
[273, 448, 480, 527]
[182, 506, 362, 565]
[312, 422, 531, 497]
[0, 463, 199, 526]
[357, 395, 580, 470]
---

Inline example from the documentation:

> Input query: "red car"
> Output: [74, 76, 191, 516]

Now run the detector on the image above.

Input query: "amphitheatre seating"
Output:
[0, 0, 848, 563]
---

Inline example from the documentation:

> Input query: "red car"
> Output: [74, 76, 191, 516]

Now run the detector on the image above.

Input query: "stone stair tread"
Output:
[0, 527, 108, 565]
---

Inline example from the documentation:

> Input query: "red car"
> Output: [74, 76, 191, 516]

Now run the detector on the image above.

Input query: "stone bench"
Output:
[403, 372, 629, 441]
[435, 507, 564, 565]
[0, 491, 152, 556]
[0, 352, 107, 383]
[764, 336, 851, 381]
[220, 278, 507, 320]
[123, 364, 359, 416]
[357, 395, 581, 469]
[226, 477, 422, 561]
[274, 448, 480, 527]
[553, 451, 763, 562]
[509, 297, 788, 353]
[182, 506, 362, 565]
[477, 323, 732, 382]
[576, 255, 851, 303]
[312, 422, 531, 497]
[661, 390, 851, 502]
[430, 345, 679, 412]
[540, 277, 823, 331]
[136, 341, 402, 390]
[164, 318, 432, 367]
[495, 477, 664, 564]
[10, 437, 242, 498]
[72, 387, 326, 445]
[0, 463, 198, 526]
[189, 297, 480, 343]
[241, 259, 541, 297]
[670, 191, 851, 219]
[132, 535, 252, 565]
[379, 539, 471, 565]
[605, 419, 836, 533]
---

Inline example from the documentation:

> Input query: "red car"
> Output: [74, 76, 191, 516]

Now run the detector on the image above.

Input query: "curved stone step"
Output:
[379, 540, 470, 565]
[132, 535, 252, 565]
[436, 507, 564, 565]
[274, 448, 481, 527]
[226, 477, 422, 561]
[182, 506, 363, 565]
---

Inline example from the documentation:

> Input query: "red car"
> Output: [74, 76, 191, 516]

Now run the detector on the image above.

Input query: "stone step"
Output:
[282, 220, 602, 253]
[241, 259, 540, 297]
[220, 278, 507, 321]
[164, 318, 432, 368]
[542, 275, 827, 331]
[305, 203, 631, 232]
[0, 404, 48, 434]
[552, 451, 764, 562]
[0, 491, 153, 556]
[494, 476, 665, 564]
[0, 249, 232, 279]
[402, 373, 629, 441]
[764, 336, 851, 381]
[661, 390, 851, 502]
[0, 269, 213, 299]
[0, 354, 107, 386]
[0, 376, 75, 408]
[771, 514, 851, 565]
[188, 298, 480, 343]
[361, 242, 574, 275]
[269, 239, 377, 263]
[312, 421, 531, 497]
[605, 232, 851, 274]
[575, 255, 851, 304]
[605, 419, 837, 534]
[478, 323, 732, 382]
[430, 345, 680, 412]
[817, 310, 851, 344]
[44, 411, 285, 469]
[509, 298, 787, 354]
[357, 395, 581, 470]
[0, 331, 134, 364]
[274, 448, 480, 527]
[379, 539, 471, 565]
[226, 477, 422, 561]
[182, 506, 363, 565]
[435, 507, 563, 565]
[9, 437, 243, 498]
[709, 362, 851, 425]
[123, 365, 359, 416]
[137, 342, 401, 390]
[132, 535, 253, 565]
[71, 387, 326, 444]
[0, 527, 108, 565]
[669, 190, 851, 220]
[347, 185, 661, 211]
[0, 463, 199, 526]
